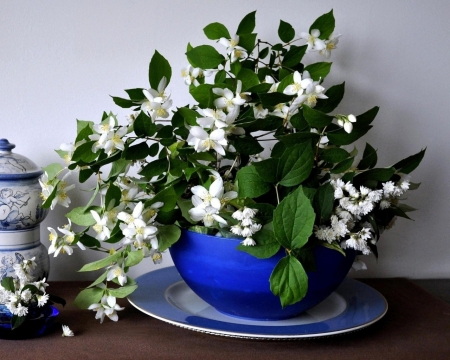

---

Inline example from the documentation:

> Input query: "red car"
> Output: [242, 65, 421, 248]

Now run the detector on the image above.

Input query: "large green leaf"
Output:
[282, 45, 307, 68]
[157, 225, 181, 252]
[309, 9, 335, 39]
[73, 287, 105, 309]
[203, 22, 230, 40]
[79, 250, 123, 272]
[313, 183, 334, 222]
[278, 20, 295, 42]
[314, 82, 345, 113]
[277, 142, 314, 187]
[358, 143, 378, 170]
[272, 186, 315, 250]
[237, 229, 280, 259]
[304, 62, 332, 81]
[186, 45, 225, 69]
[149, 50, 172, 90]
[66, 206, 101, 227]
[270, 255, 308, 307]
[236, 11, 256, 35]
[320, 147, 350, 163]
[392, 148, 426, 174]
[133, 111, 157, 137]
[233, 135, 264, 155]
[303, 105, 333, 128]
[189, 84, 214, 108]
[236, 165, 272, 198]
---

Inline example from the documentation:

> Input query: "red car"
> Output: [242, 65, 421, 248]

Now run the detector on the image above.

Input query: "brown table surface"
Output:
[1, 278, 449, 360]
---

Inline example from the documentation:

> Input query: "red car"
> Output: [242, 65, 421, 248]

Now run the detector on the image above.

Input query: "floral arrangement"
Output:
[40, 10, 424, 321]
[0, 257, 65, 330]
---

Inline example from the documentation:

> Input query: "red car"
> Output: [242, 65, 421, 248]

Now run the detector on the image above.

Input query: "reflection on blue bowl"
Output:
[0, 304, 59, 339]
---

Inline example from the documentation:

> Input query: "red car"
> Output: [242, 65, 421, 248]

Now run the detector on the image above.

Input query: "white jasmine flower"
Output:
[230, 224, 243, 236]
[88, 295, 124, 323]
[301, 29, 326, 53]
[90, 210, 111, 241]
[319, 33, 341, 59]
[351, 258, 367, 271]
[188, 205, 227, 227]
[15, 303, 29, 317]
[181, 65, 202, 86]
[219, 35, 248, 63]
[294, 80, 328, 108]
[106, 264, 127, 286]
[20, 289, 32, 302]
[241, 237, 256, 246]
[283, 71, 313, 97]
[50, 181, 75, 210]
[62, 325, 74, 337]
[213, 81, 247, 113]
[37, 293, 50, 307]
[253, 104, 269, 119]
[188, 127, 228, 156]
[191, 177, 224, 210]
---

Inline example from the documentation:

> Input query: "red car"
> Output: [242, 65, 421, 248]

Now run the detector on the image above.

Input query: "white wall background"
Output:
[0, 0, 448, 281]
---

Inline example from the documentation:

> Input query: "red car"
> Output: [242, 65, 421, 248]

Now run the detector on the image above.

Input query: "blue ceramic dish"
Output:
[169, 230, 356, 320]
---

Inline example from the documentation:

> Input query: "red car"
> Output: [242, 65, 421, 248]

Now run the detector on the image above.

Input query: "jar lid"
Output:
[0, 139, 43, 179]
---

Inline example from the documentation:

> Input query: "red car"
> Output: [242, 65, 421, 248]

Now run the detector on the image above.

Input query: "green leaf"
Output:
[71, 141, 99, 163]
[186, 45, 225, 69]
[203, 22, 231, 40]
[79, 233, 101, 248]
[157, 225, 181, 252]
[356, 106, 380, 127]
[277, 142, 314, 187]
[236, 68, 260, 91]
[189, 84, 214, 108]
[66, 206, 101, 227]
[282, 45, 307, 68]
[11, 315, 26, 330]
[304, 62, 332, 81]
[1, 276, 15, 292]
[237, 33, 257, 53]
[320, 147, 350, 163]
[358, 143, 378, 170]
[303, 105, 333, 128]
[309, 9, 335, 39]
[392, 148, 426, 174]
[331, 157, 354, 174]
[237, 229, 280, 259]
[272, 186, 315, 250]
[108, 158, 129, 179]
[236, 165, 272, 198]
[278, 20, 295, 42]
[105, 183, 122, 210]
[270, 255, 308, 307]
[146, 182, 185, 212]
[42, 163, 63, 180]
[125, 249, 144, 268]
[354, 167, 396, 183]
[111, 96, 135, 108]
[327, 125, 372, 146]
[73, 287, 104, 309]
[133, 111, 156, 137]
[139, 157, 168, 179]
[314, 82, 345, 113]
[79, 250, 123, 272]
[313, 183, 334, 222]
[75, 121, 94, 143]
[108, 284, 138, 298]
[279, 131, 320, 146]
[253, 158, 279, 184]
[124, 88, 146, 102]
[258, 92, 294, 108]
[123, 142, 149, 160]
[87, 271, 108, 289]
[149, 50, 172, 90]
[233, 135, 264, 155]
[236, 11, 256, 35]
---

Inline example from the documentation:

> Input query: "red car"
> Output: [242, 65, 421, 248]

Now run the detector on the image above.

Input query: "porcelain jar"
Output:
[0, 139, 49, 281]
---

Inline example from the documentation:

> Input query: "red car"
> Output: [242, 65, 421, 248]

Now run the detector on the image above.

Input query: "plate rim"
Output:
[128, 267, 388, 340]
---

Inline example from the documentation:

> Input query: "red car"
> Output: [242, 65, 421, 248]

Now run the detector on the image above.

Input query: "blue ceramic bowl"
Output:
[0, 304, 59, 339]
[169, 230, 356, 320]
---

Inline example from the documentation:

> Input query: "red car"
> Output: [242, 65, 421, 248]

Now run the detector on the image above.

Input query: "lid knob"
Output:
[0, 138, 16, 152]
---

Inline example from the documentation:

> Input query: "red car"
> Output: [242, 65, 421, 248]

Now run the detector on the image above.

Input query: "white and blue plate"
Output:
[128, 267, 387, 340]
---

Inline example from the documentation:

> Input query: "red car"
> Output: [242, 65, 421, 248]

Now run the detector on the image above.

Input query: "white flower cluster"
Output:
[141, 77, 173, 122]
[188, 171, 237, 227]
[230, 207, 262, 246]
[88, 293, 124, 324]
[0, 258, 50, 317]
[301, 29, 341, 59]
[39, 171, 75, 210]
[117, 200, 163, 260]
[88, 115, 128, 156]
[315, 177, 411, 255]
[181, 65, 215, 86]
[48, 219, 85, 257]
[187, 81, 247, 157]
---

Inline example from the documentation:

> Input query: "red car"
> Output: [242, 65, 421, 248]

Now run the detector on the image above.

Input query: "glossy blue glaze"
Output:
[169, 230, 356, 320]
